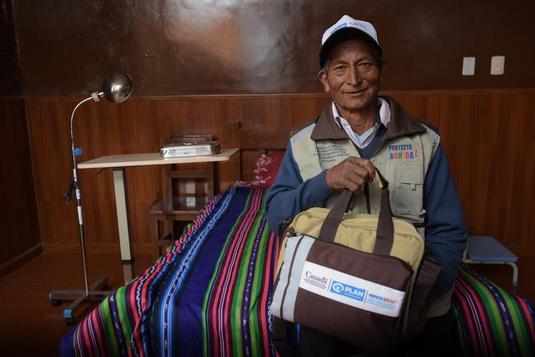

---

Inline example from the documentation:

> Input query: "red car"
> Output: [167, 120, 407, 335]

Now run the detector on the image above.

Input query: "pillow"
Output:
[237, 152, 284, 188]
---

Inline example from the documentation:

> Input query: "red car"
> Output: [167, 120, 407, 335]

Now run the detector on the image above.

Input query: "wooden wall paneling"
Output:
[79, 169, 119, 245]
[475, 94, 515, 251]
[492, 95, 517, 241]
[522, 142, 535, 248]
[25, 90, 535, 257]
[519, 97, 535, 248]
[25, 100, 74, 248]
[501, 94, 535, 250]
[125, 166, 161, 247]
[0, 98, 40, 266]
[401, 91, 535, 254]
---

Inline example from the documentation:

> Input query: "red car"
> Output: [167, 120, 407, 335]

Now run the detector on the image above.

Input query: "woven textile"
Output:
[68, 186, 279, 356]
[452, 266, 535, 356]
[63, 185, 535, 356]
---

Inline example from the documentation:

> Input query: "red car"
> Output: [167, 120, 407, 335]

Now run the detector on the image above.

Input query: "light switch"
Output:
[462, 57, 476, 76]
[491, 56, 505, 75]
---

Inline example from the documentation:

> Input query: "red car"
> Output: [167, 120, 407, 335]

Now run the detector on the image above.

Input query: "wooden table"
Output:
[78, 149, 239, 283]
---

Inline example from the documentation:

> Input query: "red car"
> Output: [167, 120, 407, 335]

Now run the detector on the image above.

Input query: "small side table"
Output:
[462, 235, 519, 287]
[77, 148, 239, 283]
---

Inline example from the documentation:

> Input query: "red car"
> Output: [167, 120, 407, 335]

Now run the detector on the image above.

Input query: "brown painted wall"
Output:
[14, 0, 535, 96]
[0, 0, 21, 96]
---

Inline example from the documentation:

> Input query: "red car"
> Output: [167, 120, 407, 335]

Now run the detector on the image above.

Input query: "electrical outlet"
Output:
[462, 57, 476, 76]
[185, 181, 195, 194]
[186, 196, 196, 208]
[491, 56, 505, 75]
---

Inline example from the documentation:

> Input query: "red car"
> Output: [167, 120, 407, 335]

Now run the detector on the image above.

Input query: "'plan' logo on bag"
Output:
[330, 281, 366, 301]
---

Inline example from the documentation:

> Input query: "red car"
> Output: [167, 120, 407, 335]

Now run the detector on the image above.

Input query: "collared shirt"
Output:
[331, 98, 391, 149]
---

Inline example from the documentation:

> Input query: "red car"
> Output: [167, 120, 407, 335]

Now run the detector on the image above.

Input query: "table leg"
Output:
[113, 168, 133, 283]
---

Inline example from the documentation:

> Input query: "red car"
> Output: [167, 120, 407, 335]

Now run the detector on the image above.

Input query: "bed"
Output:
[60, 152, 535, 357]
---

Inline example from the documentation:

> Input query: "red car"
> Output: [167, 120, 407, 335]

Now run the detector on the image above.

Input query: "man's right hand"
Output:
[325, 157, 375, 191]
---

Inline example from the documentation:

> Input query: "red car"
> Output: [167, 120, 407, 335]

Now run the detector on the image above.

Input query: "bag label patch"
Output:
[330, 281, 366, 301]
[299, 261, 405, 317]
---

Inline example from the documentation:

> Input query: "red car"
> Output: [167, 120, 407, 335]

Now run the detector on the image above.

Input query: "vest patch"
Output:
[389, 144, 418, 160]
[317, 143, 352, 166]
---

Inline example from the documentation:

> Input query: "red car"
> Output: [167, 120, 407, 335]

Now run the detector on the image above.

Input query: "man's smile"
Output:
[344, 88, 368, 96]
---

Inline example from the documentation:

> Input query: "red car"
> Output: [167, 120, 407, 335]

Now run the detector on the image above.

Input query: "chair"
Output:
[462, 235, 519, 287]
[149, 146, 216, 257]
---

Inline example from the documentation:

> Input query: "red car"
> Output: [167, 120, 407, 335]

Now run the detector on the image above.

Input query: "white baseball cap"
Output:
[319, 15, 382, 67]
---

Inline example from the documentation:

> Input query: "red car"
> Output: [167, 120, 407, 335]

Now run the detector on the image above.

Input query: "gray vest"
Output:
[291, 123, 439, 224]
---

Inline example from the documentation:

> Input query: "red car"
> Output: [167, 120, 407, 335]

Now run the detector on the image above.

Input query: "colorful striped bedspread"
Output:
[453, 266, 535, 356]
[61, 186, 535, 356]
[65, 186, 279, 356]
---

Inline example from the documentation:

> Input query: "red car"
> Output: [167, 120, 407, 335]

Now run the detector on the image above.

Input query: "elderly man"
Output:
[266, 15, 466, 356]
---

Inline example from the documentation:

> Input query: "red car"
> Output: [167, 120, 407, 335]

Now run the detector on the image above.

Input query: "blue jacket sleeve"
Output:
[266, 143, 333, 235]
[423, 144, 467, 298]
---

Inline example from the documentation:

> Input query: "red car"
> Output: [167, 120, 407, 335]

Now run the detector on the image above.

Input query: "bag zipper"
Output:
[292, 231, 414, 275]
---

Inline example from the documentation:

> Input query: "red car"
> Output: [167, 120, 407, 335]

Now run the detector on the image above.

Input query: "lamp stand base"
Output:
[49, 276, 112, 325]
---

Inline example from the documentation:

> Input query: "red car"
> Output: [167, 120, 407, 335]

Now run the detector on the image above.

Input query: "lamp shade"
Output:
[102, 73, 133, 103]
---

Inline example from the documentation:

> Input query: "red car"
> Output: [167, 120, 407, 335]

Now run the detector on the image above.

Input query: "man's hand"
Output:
[325, 157, 375, 191]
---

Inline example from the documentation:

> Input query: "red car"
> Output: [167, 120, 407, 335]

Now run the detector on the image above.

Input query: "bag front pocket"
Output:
[272, 235, 413, 352]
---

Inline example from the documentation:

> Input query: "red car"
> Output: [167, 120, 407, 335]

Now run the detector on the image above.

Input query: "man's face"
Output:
[319, 39, 382, 117]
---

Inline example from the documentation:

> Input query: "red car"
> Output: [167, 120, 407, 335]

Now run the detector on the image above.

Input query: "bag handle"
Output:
[404, 251, 442, 337]
[317, 169, 394, 256]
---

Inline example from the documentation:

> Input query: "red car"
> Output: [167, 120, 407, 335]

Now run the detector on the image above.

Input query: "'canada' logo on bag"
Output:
[304, 271, 329, 289]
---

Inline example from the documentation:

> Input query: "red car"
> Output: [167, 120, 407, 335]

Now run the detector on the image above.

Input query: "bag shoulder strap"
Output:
[404, 251, 442, 337]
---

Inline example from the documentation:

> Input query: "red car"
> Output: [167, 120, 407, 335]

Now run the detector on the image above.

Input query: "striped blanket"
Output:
[67, 186, 279, 356]
[62, 186, 535, 356]
[453, 266, 535, 356]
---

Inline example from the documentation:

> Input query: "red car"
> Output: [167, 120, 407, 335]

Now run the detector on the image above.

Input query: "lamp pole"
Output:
[49, 74, 133, 324]
[69, 96, 94, 295]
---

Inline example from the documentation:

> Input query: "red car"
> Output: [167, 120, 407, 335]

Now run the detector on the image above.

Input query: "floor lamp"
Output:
[49, 73, 133, 324]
